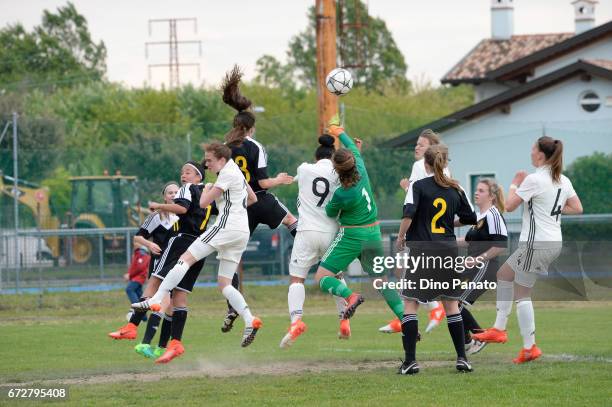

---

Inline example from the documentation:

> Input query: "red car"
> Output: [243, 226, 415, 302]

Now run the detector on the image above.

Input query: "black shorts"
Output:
[401, 246, 464, 302]
[247, 191, 288, 235]
[151, 234, 205, 293]
[460, 259, 498, 304]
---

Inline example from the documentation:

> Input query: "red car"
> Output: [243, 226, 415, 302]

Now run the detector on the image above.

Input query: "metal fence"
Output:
[0, 214, 610, 294]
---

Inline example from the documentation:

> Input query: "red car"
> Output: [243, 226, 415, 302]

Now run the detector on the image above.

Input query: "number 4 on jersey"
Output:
[550, 188, 562, 221]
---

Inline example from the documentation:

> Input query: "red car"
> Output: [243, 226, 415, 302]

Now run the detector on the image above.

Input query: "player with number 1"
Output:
[313, 124, 406, 326]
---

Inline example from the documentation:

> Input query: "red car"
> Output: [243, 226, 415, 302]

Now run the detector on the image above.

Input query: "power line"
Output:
[146, 18, 202, 89]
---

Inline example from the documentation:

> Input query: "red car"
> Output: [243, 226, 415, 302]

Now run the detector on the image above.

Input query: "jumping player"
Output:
[380, 129, 448, 334]
[280, 135, 352, 348]
[219, 65, 298, 333]
[108, 163, 213, 346]
[132, 143, 262, 362]
[397, 144, 477, 375]
[313, 125, 405, 326]
[132, 182, 179, 359]
[473, 137, 582, 363]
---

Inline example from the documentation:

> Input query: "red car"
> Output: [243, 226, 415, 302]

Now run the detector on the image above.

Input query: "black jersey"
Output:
[229, 136, 269, 193]
[465, 206, 508, 257]
[136, 212, 178, 251]
[173, 183, 217, 237]
[403, 176, 476, 242]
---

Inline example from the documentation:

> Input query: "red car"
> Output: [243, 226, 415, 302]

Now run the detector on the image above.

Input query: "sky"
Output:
[2, 0, 612, 88]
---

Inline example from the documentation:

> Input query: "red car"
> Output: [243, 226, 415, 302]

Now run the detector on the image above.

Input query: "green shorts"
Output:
[320, 224, 383, 275]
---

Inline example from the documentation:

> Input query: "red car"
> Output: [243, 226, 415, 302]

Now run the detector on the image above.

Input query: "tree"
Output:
[565, 152, 612, 214]
[0, 2, 106, 89]
[256, 1, 409, 93]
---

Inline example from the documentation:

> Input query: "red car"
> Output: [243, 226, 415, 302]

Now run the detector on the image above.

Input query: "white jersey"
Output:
[295, 159, 340, 233]
[212, 159, 249, 233]
[403, 159, 451, 205]
[516, 165, 576, 244]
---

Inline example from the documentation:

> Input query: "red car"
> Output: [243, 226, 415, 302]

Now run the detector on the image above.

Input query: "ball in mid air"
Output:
[325, 68, 353, 96]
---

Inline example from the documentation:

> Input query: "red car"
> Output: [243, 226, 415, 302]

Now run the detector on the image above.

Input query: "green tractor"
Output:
[68, 175, 146, 264]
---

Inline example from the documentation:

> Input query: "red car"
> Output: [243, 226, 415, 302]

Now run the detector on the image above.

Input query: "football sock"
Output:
[171, 307, 188, 342]
[150, 260, 189, 304]
[401, 314, 418, 362]
[158, 314, 172, 348]
[333, 277, 348, 319]
[141, 311, 162, 344]
[319, 276, 352, 298]
[287, 221, 298, 237]
[494, 280, 513, 330]
[447, 313, 467, 359]
[129, 296, 148, 326]
[460, 307, 481, 334]
[380, 288, 405, 319]
[226, 272, 240, 314]
[288, 282, 305, 323]
[516, 298, 536, 349]
[222, 285, 254, 325]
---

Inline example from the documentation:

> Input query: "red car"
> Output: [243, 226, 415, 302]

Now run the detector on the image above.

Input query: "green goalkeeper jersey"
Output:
[325, 132, 378, 226]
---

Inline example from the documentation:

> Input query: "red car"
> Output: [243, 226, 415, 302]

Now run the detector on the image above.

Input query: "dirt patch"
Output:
[1, 359, 451, 387]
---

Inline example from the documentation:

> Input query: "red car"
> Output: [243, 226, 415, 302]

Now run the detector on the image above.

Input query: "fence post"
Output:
[126, 230, 131, 266]
[99, 233, 104, 280]
[279, 231, 286, 276]
[12, 112, 20, 293]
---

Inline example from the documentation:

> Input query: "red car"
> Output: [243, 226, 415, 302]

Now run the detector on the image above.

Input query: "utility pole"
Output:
[146, 18, 202, 88]
[316, 0, 338, 135]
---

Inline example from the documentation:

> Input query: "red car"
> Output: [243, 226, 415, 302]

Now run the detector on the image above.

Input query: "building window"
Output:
[579, 91, 601, 112]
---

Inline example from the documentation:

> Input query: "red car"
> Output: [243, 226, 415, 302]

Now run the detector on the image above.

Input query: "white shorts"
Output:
[506, 245, 562, 288]
[289, 230, 337, 279]
[188, 227, 250, 266]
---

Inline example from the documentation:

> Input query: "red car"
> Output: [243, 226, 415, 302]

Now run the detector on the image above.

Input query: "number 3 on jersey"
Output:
[235, 155, 250, 182]
[431, 197, 447, 234]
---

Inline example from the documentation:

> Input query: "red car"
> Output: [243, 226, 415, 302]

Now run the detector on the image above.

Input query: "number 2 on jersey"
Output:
[431, 197, 447, 234]
[361, 188, 372, 212]
[235, 155, 251, 182]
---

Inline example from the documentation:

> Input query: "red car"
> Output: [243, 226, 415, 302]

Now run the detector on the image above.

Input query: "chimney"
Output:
[573, 0, 598, 34]
[491, 0, 514, 40]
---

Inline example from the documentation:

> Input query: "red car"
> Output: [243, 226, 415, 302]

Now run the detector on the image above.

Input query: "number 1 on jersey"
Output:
[361, 188, 372, 212]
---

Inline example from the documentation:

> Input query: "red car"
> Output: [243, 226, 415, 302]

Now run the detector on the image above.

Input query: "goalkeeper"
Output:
[314, 122, 404, 322]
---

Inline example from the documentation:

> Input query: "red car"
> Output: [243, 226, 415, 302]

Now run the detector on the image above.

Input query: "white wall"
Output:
[440, 76, 612, 218]
[532, 37, 612, 79]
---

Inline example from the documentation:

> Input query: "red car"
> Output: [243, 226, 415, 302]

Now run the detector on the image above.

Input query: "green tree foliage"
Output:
[256, 1, 408, 93]
[0, 2, 106, 90]
[565, 152, 612, 214]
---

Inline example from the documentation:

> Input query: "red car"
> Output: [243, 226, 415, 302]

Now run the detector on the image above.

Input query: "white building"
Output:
[386, 1, 612, 212]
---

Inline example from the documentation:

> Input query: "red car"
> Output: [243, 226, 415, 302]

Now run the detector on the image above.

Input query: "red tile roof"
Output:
[584, 59, 612, 70]
[442, 33, 574, 84]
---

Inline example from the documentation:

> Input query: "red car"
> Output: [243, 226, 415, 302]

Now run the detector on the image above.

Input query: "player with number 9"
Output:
[280, 134, 354, 348]
[313, 124, 406, 328]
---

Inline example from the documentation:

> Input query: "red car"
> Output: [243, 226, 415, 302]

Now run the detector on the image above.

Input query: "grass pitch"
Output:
[1, 285, 611, 406]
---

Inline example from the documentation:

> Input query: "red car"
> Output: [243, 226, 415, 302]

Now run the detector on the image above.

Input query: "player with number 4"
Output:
[313, 122, 406, 327]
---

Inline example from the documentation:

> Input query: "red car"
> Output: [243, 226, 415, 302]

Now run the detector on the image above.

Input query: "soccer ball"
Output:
[326, 68, 353, 96]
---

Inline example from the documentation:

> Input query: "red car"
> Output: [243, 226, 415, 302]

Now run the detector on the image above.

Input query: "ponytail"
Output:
[537, 136, 563, 183]
[332, 148, 360, 188]
[222, 65, 256, 147]
[478, 178, 505, 213]
[424, 144, 460, 191]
